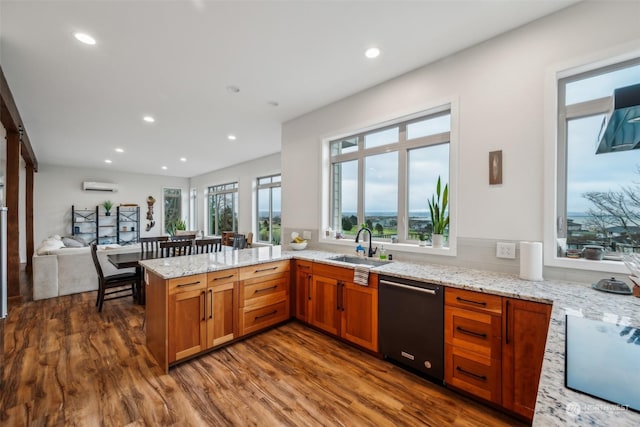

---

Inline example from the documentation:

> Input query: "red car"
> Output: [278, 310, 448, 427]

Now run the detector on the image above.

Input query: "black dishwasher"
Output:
[378, 275, 444, 383]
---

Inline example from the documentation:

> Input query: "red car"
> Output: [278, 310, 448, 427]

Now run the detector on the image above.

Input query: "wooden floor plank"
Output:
[1, 291, 525, 426]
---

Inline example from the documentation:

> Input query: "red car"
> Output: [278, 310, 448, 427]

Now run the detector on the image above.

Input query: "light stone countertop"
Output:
[141, 246, 640, 426]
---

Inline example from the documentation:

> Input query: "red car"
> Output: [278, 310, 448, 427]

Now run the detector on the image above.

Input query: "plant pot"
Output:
[419, 240, 427, 247]
[105, 212, 111, 216]
[432, 234, 444, 248]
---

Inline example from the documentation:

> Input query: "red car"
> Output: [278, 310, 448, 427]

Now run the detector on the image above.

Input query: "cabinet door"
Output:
[341, 282, 378, 352]
[207, 282, 236, 347]
[502, 298, 552, 420]
[169, 288, 207, 363]
[310, 275, 340, 335]
[294, 261, 313, 322]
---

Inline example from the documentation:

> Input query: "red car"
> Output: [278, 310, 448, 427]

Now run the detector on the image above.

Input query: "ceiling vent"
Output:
[82, 181, 118, 192]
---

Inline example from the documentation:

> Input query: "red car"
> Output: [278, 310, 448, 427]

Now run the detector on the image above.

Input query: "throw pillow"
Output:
[62, 236, 85, 248]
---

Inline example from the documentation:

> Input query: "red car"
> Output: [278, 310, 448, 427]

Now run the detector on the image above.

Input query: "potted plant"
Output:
[428, 176, 449, 248]
[102, 200, 113, 216]
[418, 232, 427, 247]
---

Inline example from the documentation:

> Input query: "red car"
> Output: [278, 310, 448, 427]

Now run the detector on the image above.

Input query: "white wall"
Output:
[281, 1, 640, 280]
[34, 164, 189, 245]
[189, 153, 281, 235]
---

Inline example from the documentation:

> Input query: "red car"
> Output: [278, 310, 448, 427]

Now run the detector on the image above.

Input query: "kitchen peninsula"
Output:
[140, 246, 640, 427]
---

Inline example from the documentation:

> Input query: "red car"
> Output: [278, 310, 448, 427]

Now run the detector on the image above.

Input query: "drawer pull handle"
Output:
[254, 310, 277, 320]
[178, 281, 201, 287]
[254, 285, 277, 294]
[255, 266, 279, 273]
[213, 274, 234, 281]
[456, 326, 487, 339]
[456, 296, 487, 306]
[456, 366, 487, 381]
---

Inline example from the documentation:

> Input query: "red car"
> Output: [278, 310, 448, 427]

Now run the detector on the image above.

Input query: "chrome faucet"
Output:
[355, 226, 377, 258]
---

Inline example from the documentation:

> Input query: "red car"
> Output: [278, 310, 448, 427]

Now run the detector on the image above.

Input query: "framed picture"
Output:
[489, 150, 502, 185]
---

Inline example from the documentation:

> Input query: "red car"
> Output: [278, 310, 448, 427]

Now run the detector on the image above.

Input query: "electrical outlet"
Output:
[303, 230, 312, 240]
[496, 242, 516, 259]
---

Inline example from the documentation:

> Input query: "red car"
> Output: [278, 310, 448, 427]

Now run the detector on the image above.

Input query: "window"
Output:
[208, 182, 238, 235]
[329, 109, 451, 245]
[163, 188, 182, 234]
[557, 58, 640, 261]
[256, 174, 281, 244]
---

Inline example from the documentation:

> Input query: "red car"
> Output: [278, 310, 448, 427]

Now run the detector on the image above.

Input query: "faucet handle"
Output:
[371, 246, 378, 256]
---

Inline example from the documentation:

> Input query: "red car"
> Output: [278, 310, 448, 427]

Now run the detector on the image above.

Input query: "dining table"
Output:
[107, 251, 162, 305]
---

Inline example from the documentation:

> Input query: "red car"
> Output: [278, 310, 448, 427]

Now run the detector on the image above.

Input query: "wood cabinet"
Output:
[502, 297, 551, 420]
[308, 263, 378, 352]
[444, 287, 551, 421]
[168, 274, 208, 364]
[206, 269, 239, 347]
[238, 260, 290, 336]
[294, 260, 313, 322]
[445, 288, 502, 404]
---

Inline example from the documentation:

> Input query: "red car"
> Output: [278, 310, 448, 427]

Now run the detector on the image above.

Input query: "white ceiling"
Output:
[1, 0, 578, 178]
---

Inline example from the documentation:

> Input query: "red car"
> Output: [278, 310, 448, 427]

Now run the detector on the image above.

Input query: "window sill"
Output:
[319, 237, 456, 257]
[546, 255, 630, 274]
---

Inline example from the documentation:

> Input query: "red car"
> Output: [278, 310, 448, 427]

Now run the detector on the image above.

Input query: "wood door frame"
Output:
[0, 65, 38, 298]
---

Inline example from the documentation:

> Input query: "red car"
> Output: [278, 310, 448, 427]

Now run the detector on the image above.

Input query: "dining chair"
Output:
[194, 238, 222, 254]
[160, 240, 193, 257]
[140, 236, 169, 255]
[232, 233, 247, 250]
[90, 243, 139, 312]
[171, 233, 196, 242]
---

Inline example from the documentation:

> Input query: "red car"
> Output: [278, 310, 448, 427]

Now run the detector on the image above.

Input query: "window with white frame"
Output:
[256, 174, 281, 244]
[189, 188, 197, 231]
[330, 109, 451, 245]
[208, 182, 238, 235]
[557, 58, 640, 260]
[163, 188, 182, 235]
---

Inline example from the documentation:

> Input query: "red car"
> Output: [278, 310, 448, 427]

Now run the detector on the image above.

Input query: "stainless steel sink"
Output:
[328, 255, 388, 267]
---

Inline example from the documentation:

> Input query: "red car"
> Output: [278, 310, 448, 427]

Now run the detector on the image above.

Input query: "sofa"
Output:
[33, 243, 141, 300]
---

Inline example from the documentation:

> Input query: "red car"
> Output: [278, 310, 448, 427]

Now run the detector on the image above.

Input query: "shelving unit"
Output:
[71, 204, 140, 245]
[116, 205, 140, 245]
[71, 205, 97, 244]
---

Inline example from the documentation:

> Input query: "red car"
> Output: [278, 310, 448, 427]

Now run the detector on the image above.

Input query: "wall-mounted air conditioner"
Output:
[82, 181, 119, 192]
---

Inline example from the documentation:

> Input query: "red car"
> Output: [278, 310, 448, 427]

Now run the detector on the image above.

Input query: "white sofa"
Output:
[33, 244, 140, 300]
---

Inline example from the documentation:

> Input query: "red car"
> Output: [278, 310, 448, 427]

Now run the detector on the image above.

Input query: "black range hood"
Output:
[595, 83, 640, 154]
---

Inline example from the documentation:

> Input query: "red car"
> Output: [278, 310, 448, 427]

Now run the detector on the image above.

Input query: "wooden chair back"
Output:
[160, 240, 193, 257]
[90, 242, 137, 312]
[171, 233, 196, 242]
[194, 238, 222, 254]
[140, 236, 169, 255]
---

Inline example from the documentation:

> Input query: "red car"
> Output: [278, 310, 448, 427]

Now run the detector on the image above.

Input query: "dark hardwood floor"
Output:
[1, 271, 525, 426]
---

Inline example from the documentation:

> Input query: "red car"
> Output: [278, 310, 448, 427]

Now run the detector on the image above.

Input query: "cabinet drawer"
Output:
[169, 274, 207, 295]
[240, 272, 289, 307]
[239, 260, 290, 280]
[207, 269, 238, 287]
[445, 307, 501, 358]
[445, 344, 501, 404]
[240, 300, 289, 336]
[446, 288, 502, 315]
[295, 259, 313, 272]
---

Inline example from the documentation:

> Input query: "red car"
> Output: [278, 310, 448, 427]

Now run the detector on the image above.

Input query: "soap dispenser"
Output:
[379, 245, 387, 260]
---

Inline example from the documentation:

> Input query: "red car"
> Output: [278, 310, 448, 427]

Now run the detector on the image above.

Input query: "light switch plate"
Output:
[496, 242, 516, 259]
[303, 231, 312, 240]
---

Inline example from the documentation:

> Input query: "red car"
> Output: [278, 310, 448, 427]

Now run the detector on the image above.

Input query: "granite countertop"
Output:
[141, 246, 640, 426]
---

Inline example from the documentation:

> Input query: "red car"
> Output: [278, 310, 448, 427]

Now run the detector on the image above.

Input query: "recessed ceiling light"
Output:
[364, 47, 381, 59]
[267, 101, 279, 107]
[115, 148, 124, 153]
[161, 166, 168, 170]
[180, 157, 187, 162]
[74, 32, 96, 45]
[227, 134, 237, 141]
[226, 85, 240, 93]
[143, 116, 155, 123]
[104, 159, 112, 164]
